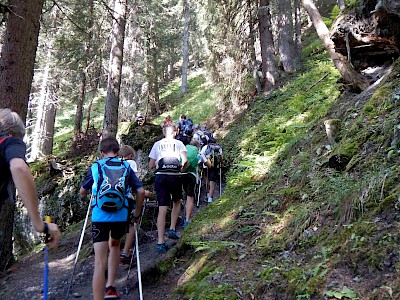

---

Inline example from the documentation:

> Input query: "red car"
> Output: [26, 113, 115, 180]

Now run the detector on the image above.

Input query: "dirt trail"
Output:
[0, 182, 223, 300]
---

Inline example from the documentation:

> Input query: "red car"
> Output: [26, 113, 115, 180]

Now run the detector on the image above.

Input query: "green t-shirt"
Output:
[185, 145, 200, 174]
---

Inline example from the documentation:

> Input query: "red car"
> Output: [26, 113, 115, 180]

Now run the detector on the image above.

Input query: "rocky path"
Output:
[0, 181, 222, 300]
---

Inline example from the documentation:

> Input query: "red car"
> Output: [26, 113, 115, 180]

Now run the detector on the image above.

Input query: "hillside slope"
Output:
[3, 31, 400, 300]
[161, 52, 400, 298]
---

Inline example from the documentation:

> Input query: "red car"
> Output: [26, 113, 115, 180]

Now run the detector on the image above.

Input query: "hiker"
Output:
[148, 123, 188, 253]
[80, 137, 145, 299]
[201, 137, 223, 203]
[193, 124, 212, 148]
[182, 139, 211, 227]
[162, 115, 174, 127]
[0, 108, 60, 246]
[118, 145, 152, 265]
[176, 114, 193, 145]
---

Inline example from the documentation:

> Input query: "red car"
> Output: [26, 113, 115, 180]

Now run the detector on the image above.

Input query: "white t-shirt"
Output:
[149, 138, 187, 175]
[127, 159, 138, 173]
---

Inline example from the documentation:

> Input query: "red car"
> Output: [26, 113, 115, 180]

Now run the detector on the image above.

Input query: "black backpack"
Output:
[0, 135, 13, 207]
[182, 119, 193, 136]
[206, 141, 222, 168]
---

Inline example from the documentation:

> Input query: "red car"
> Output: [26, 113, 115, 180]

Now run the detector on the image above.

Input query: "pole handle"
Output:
[44, 216, 52, 243]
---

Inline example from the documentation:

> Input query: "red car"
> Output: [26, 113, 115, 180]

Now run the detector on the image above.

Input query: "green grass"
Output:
[153, 70, 220, 125]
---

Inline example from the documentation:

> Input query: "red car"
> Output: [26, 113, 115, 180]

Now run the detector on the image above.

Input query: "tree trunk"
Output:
[258, 0, 278, 92]
[0, 0, 45, 272]
[294, 0, 302, 62]
[248, 0, 262, 94]
[42, 88, 56, 156]
[302, 0, 370, 90]
[103, 0, 128, 138]
[31, 8, 58, 160]
[181, 0, 190, 94]
[0, 0, 45, 120]
[74, 0, 94, 139]
[278, 0, 299, 72]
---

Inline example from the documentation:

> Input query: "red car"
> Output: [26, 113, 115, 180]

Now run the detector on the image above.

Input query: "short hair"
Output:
[163, 123, 176, 136]
[119, 145, 135, 159]
[0, 108, 25, 139]
[99, 137, 120, 154]
[180, 114, 186, 120]
[190, 138, 200, 148]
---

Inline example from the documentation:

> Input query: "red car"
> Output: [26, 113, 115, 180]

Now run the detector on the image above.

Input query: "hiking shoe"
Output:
[157, 243, 169, 254]
[183, 220, 190, 228]
[207, 197, 213, 203]
[167, 229, 180, 240]
[104, 286, 120, 299]
[119, 253, 131, 266]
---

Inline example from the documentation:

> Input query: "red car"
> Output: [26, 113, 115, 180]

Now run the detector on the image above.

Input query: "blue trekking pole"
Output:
[43, 216, 51, 300]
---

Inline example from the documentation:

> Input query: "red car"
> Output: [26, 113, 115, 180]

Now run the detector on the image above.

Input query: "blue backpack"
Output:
[94, 158, 129, 212]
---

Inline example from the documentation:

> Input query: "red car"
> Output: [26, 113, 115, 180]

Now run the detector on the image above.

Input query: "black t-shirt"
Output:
[0, 135, 27, 201]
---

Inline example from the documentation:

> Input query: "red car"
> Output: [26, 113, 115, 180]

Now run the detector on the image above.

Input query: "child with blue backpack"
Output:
[80, 137, 145, 299]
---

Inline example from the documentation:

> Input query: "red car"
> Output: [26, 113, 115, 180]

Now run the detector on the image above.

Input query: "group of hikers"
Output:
[0, 108, 223, 299]
[0, 109, 222, 300]
[79, 113, 224, 299]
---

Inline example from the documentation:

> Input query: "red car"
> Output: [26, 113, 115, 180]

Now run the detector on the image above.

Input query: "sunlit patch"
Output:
[177, 254, 209, 286]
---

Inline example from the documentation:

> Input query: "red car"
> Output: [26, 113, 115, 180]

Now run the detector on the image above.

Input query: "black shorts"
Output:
[155, 174, 183, 206]
[92, 222, 126, 243]
[208, 167, 219, 182]
[182, 173, 196, 197]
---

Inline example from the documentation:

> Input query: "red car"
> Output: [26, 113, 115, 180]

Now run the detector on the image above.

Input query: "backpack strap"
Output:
[0, 135, 10, 145]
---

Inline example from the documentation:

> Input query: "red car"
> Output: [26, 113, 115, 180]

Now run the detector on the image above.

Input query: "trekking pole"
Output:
[134, 222, 143, 300]
[65, 196, 92, 300]
[127, 199, 146, 279]
[219, 164, 222, 198]
[196, 170, 202, 207]
[43, 216, 51, 300]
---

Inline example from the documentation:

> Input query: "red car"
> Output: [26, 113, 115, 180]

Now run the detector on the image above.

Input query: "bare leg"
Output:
[209, 180, 216, 198]
[157, 206, 168, 244]
[185, 195, 194, 222]
[93, 241, 108, 300]
[106, 238, 121, 288]
[170, 200, 181, 231]
[122, 224, 134, 254]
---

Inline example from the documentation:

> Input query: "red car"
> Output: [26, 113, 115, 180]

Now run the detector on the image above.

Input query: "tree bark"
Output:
[0, 0, 45, 120]
[258, 0, 278, 92]
[302, 0, 370, 90]
[248, 0, 262, 94]
[103, 0, 128, 138]
[181, 0, 190, 94]
[42, 88, 57, 156]
[0, 0, 45, 272]
[278, 0, 299, 72]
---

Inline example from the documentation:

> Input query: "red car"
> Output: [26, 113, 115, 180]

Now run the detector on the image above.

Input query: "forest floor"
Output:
[0, 183, 222, 300]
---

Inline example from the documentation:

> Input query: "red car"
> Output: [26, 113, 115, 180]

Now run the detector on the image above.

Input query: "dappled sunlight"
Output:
[177, 254, 209, 286]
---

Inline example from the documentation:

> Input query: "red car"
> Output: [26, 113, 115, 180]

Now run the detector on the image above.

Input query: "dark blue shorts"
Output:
[208, 167, 219, 182]
[182, 173, 196, 197]
[155, 174, 183, 206]
[92, 222, 126, 243]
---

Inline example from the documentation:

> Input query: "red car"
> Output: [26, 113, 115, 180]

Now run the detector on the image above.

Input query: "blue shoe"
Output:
[167, 229, 180, 240]
[157, 243, 169, 254]
[183, 221, 190, 228]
